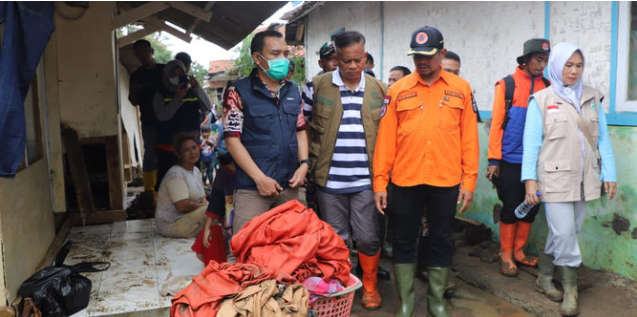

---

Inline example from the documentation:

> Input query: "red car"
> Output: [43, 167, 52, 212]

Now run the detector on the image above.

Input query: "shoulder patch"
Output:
[384, 95, 392, 105]
[444, 90, 464, 99]
[380, 105, 387, 118]
[471, 92, 478, 113]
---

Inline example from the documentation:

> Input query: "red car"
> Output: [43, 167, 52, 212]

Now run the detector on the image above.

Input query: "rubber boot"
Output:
[142, 170, 157, 196]
[558, 266, 579, 316]
[394, 263, 415, 317]
[427, 267, 451, 317]
[535, 253, 563, 301]
[514, 222, 538, 267]
[499, 222, 518, 277]
[358, 251, 382, 310]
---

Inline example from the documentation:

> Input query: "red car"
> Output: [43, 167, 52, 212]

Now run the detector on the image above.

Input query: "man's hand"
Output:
[289, 164, 309, 188]
[255, 175, 283, 197]
[524, 180, 541, 205]
[457, 190, 474, 213]
[604, 182, 617, 200]
[486, 165, 500, 181]
[374, 192, 387, 215]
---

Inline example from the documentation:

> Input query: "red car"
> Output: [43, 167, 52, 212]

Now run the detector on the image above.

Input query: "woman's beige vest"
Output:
[533, 86, 604, 202]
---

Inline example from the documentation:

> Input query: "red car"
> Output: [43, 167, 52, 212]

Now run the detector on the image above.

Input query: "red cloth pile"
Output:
[230, 199, 351, 285]
[171, 200, 351, 317]
[171, 261, 282, 317]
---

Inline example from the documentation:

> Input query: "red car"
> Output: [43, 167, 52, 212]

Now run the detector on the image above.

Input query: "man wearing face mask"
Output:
[153, 60, 211, 188]
[223, 30, 309, 233]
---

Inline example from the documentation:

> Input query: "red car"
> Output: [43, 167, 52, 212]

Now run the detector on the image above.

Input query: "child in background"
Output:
[191, 145, 236, 264]
[199, 126, 216, 184]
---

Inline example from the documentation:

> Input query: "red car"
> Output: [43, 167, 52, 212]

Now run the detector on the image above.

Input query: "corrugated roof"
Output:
[118, 1, 288, 50]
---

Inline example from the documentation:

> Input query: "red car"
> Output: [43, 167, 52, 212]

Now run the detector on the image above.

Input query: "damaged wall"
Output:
[54, 1, 119, 139]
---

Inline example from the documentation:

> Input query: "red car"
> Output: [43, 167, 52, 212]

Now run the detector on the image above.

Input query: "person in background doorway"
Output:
[199, 126, 216, 184]
[522, 42, 617, 317]
[487, 38, 551, 277]
[128, 39, 164, 197]
[153, 60, 211, 189]
[286, 58, 296, 81]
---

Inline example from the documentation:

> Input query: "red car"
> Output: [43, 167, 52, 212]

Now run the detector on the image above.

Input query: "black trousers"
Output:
[389, 183, 459, 267]
[492, 161, 540, 224]
[155, 149, 178, 192]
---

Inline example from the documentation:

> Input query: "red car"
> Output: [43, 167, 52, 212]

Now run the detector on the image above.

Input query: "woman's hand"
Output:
[604, 182, 617, 200]
[524, 180, 541, 205]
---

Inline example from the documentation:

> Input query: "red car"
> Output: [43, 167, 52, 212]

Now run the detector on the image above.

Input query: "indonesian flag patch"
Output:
[384, 95, 391, 105]
[547, 105, 560, 113]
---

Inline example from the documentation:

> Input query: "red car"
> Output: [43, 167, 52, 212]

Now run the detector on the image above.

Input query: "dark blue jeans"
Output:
[389, 183, 459, 267]
[0, 2, 54, 176]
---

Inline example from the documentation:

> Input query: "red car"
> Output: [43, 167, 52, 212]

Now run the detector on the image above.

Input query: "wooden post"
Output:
[61, 125, 95, 225]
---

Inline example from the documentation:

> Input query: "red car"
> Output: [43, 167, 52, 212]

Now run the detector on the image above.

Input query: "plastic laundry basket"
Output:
[308, 274, 362, 317]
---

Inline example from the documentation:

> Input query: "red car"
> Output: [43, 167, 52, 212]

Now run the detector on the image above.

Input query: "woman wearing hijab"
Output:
[521, 42, 617, 316]
[153, 60, 211, 188]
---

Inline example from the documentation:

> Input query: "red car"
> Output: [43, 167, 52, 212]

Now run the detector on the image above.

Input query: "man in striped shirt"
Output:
[308, 31, 387, 310]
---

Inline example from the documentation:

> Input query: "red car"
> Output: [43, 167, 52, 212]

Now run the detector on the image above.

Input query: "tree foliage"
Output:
[231, 34, 256, 78]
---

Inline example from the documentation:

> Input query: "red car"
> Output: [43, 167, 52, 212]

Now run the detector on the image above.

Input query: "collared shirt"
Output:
[322, 71, 371, 193]
[223, 71, 306, 138]
[373, 69, 479, 192]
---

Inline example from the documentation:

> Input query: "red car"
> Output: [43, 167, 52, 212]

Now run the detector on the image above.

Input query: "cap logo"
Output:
[542, 41, 549, 51]
[416, 32, 428, 45]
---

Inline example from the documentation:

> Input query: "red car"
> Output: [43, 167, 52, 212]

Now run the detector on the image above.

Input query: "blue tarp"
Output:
[0, 1, 54, 177]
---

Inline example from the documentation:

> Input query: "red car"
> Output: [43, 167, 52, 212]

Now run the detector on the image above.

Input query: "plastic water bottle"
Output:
[514, 191, 541, 218]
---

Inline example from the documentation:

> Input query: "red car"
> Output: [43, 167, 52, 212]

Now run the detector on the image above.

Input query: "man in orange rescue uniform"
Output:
[373, 26, 479, 317]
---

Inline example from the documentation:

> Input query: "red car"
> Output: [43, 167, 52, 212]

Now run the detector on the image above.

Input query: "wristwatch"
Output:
[299, 159, 311, 168]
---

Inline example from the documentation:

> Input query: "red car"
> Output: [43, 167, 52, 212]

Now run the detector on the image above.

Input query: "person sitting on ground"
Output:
[192, 145, 236, 264]
[155, 132, 208, 238]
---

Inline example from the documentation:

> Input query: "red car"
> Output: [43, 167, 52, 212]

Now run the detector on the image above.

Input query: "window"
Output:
[616, 1, 637, 112]
[20, 79, 43, 169]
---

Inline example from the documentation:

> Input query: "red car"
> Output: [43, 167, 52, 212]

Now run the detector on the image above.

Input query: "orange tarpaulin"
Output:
[231, 200, 351, 285]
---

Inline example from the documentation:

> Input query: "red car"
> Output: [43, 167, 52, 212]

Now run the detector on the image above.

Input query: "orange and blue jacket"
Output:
[488, 66, 550, 165]
[373, 70, 479, 193]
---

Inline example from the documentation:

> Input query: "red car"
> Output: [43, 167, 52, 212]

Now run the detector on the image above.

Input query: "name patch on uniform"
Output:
[547, 105, 560, 113]
[398, 92, 417, 101]
[444, 90, 464, 99]
[384, 95, 392, 105]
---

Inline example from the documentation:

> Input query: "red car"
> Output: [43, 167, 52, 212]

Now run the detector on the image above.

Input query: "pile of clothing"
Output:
[171, 200, 352, 317]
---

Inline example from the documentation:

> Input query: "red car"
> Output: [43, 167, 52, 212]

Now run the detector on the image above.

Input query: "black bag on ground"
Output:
[18, 240, 110, 317]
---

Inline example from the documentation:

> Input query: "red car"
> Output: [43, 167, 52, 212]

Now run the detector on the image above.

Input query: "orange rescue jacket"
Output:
[373, 70, 479, 192]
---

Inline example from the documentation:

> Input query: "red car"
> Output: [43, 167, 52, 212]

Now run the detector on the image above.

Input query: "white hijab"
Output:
[547, 42, 584, 110]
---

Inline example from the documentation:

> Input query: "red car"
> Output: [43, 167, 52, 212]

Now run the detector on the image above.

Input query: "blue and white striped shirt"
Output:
[323, 71, 371, 194]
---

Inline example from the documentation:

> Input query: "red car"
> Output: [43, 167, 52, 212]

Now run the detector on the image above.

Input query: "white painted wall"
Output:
[550, 1, 612, 109]
[55, 1, 119, 138]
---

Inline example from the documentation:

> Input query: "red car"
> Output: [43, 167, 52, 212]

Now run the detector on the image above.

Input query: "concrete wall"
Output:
[304, 1, 637, 279]
[55, 1, 119, 138]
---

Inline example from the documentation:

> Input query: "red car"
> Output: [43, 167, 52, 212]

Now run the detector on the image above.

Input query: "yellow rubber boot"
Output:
[143, 170, 157, 195]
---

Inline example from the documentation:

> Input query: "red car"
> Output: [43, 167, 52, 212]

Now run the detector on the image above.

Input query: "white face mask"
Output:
[169, 76, 180, 85]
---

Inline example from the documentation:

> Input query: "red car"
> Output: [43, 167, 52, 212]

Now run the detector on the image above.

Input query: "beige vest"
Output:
[533, 86, 604, 202]
[309, 72, 387, 187]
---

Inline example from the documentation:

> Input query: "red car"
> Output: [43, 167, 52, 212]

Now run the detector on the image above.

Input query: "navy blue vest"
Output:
[233, 71, 301, 190]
